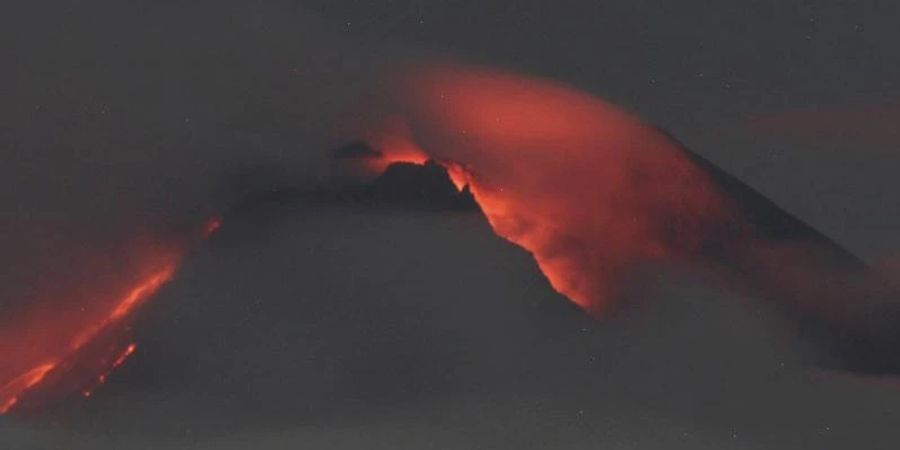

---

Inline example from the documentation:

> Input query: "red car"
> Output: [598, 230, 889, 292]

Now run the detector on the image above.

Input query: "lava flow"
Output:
[0, 260, 176, 414]
[357, 64, 743, 315]
[0, 218, 221, 415]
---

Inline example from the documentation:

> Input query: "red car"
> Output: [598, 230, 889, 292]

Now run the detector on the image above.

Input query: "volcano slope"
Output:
[346, 64, 900, 375]
[5, 160, 900, 450]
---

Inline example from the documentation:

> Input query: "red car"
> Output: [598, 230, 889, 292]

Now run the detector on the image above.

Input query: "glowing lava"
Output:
[359, 64, 742, 315]
[82, 343, 137, 399]
[72, 265, 176, 351]
[0, 364, 55, 414]
[0, 218, 220, 415]
[0, 263, 176, 414]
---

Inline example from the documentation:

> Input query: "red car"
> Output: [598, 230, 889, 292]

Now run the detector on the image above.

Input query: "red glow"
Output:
[0, 364, 55, 414]
[364, 64, 738, 315]
[0, 263, 175, 414]
[0, 216, 221, 414]
[71, 266, 176, 351]
[204, 217, 223, 239]
[359, 116, 429, 173]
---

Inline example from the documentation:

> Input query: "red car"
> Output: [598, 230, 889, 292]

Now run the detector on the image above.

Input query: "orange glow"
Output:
[363, 64, 739, 315]
[70, 266, 176, 350]
[0, 264, 175, 414]
[0, 364, 55, 414]
[359, 116, 429, 173]
[0, 217, 220, 414]
[111, 344, 137, 369]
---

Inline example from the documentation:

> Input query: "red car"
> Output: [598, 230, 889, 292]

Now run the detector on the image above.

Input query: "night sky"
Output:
[2, 1, 900, 448]
[303, 0, 900, 260]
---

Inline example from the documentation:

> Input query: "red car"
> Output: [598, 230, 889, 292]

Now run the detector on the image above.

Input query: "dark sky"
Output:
[3, 0, 898, 255]
[300, 0, 900, 260]
[2, 0, 900, 448]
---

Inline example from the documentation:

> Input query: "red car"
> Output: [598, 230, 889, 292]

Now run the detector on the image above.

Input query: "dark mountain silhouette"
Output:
[42, 136, 896, 441]
[229, 143, 478, 214]
[222, 139, 900, 376]
[661, 137, 900, 374]
[656, 129, 865, 268]
[366, 160, 478, 210]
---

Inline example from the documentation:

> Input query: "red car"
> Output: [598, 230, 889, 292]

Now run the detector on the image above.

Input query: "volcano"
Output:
[340, 64, 900, 375]
[327, 137, 899, 376]
[44, 144, 888, 442]
[4, 133, 897, 448]
[2, 64, 898, 425]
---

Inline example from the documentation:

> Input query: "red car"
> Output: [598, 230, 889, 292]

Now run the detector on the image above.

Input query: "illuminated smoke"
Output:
[358, 64, 743, 315]
[351, 64, 900, 373]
